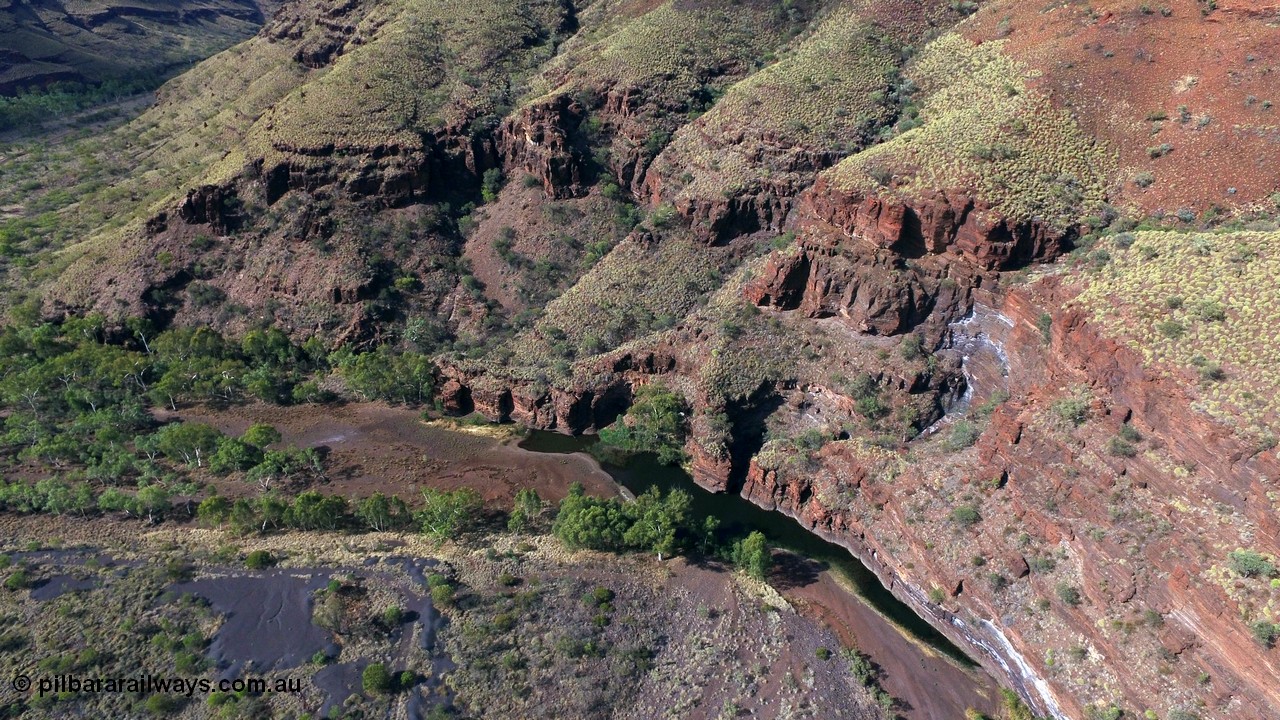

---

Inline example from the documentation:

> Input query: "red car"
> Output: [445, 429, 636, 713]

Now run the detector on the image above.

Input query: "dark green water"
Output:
[519, 430, 972, 665]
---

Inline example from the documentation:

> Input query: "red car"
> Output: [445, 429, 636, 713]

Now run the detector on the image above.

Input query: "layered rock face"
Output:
[804, 179, 1069, 270]
[438, 346, 686, 433]
[736, 263, 1280, 717]
[495, 95, 589, 199]
[740, 180, 1064, 341]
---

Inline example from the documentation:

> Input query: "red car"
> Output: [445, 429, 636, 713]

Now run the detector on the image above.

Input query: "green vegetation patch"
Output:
[598, 383, 689, 464]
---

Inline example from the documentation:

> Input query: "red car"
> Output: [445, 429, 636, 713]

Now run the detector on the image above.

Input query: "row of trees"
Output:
[2, 472, 774, 579]
[195, 488, 481, 538]
[0, 477, 178, 524]
[0, 75, 169, 133]
[552, 482, 772, 576]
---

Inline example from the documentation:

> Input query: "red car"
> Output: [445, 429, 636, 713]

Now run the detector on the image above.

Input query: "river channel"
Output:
[520, 430, 1001, 719]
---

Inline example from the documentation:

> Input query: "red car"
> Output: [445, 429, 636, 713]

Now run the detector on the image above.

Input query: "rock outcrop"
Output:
[743, 242, 975, 338]
[731, 273, 1280, 718]
[806, 178, 1069, 269]
[495, 95, 589, 199]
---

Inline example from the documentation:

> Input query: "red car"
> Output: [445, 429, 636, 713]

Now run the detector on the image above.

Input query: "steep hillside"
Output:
[2, 0, 1280, 717]
[0, 0, 271, 95]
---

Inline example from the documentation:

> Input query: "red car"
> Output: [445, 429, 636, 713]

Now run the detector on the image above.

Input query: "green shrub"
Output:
[430, 583, 455, 607]
[1192, 299, 1227, 321]
[945, 421, 980, 450]
[1052, 396, 1090, 426]
[900, 334, 925, 361]
[244, 550, 274, 569]
[1056, 582, 1082, 606]
[1107, 437, 1137, 458]
[362, 663, 392, 694]
[587, 586, 614, 606]
[144, 694, 183, 715]
[1000, 689, 1040, 720]
[416, 488, 483, 542]
[1155, 319, 1185, 338]
[1228, 549, 1277, 578]
[648, 203, 678, 229]
[1196, 361, 1225, 382]
[950, 505, 981, 527]
[1036, 313, 1053, 343]
[187, 283, 226, 308]
[1090, 705, 1123, 720]
[732, 531, 771, 580]
[1249, 620, 1278, 647]
[3, 570, 28, 591]
[1028, 556, 1056, 573]
[598, 384, 689, 465]
[844, 648, 876, 686]
[398, 671, 416, 691]
[480, 168, 504, 203]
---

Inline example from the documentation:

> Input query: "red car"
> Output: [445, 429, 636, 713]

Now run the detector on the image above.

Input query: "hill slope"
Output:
[0, 0, 272, 95]
[2, 0, 1280, 717]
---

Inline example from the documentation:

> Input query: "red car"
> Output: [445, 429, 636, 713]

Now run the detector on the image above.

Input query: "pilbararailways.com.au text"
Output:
[13, 672, 303, 698]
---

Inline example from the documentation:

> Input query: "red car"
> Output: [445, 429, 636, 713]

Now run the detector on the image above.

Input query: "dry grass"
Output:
[496, 236, 731, 377]
[827, 33, 1115, 230]
[240, 0, 567, 166]
[651, 3, 905, 214]
[528, 0, 786, 108]
[1073, 230, 1280, 445]
[22, 35, 311, 303]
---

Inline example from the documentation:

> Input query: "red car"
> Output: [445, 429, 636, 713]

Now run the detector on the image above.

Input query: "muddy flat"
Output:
[782, 564, 1000, 719]
[164, 402, 620, 505]
[173, 571, 333, 675]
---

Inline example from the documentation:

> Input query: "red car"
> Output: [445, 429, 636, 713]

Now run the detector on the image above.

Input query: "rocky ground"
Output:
[0, 513, 941, 720]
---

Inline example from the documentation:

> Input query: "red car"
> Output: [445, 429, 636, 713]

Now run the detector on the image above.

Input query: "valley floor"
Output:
[0, 512, 998, 719]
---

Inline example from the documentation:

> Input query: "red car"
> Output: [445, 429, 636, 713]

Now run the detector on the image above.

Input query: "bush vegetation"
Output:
[1228, 549, 1277, 578]
[597, 384, 689, 464]
[828, 34, 1112, 231]
[1077, 230, 1280, 445]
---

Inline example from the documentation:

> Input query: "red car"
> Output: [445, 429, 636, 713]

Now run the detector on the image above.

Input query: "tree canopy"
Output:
[553, 483, 694, 559]
[598, 384, 689, 465]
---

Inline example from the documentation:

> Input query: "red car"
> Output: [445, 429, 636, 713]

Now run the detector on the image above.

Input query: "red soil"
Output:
[161, 401, 621, 506]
